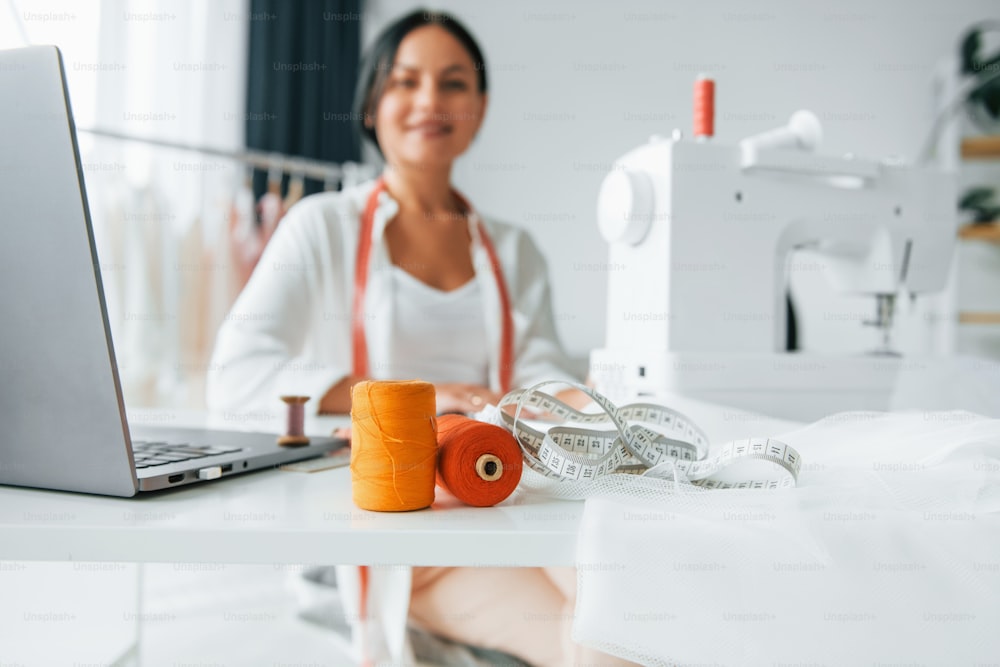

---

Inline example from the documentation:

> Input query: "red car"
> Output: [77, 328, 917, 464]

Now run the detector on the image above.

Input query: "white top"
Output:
[206, 179, 579, 415]
[385, 267, 489, 386]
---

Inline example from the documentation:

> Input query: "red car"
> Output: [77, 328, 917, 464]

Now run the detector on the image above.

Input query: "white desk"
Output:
[0, 397, 797, 567]
[5, 390, 997, 665]
[0, 464, 579, 664]
[0, 409, 607, 666]
[0, 466, 584, 567]
[0, 399, 792, 667]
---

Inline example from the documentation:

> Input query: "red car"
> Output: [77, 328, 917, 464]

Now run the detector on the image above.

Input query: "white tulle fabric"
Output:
[572, 410, 1000, 665]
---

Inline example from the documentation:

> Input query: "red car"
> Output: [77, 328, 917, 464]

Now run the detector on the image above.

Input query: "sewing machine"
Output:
[589, 111, 957, 420]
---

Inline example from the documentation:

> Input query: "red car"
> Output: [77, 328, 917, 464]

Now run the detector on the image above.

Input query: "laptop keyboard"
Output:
[131, 440, 241, 469]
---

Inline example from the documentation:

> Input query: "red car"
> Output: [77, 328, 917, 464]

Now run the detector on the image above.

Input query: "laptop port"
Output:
[168, 474, 184, 484]
[221, 464, 233, 473]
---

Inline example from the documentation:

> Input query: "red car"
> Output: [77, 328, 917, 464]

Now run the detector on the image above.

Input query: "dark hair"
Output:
[353, 9, 488, 154]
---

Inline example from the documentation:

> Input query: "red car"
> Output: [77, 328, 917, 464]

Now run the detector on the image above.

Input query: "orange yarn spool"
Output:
[435, 414, 523, 507]
[350, 380, 438, 512]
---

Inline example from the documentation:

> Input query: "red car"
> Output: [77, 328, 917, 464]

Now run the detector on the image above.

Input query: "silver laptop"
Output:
[0, 45, 345, 496]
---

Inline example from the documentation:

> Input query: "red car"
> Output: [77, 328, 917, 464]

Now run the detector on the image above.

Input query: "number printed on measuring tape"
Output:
[496, 382, 802, 490]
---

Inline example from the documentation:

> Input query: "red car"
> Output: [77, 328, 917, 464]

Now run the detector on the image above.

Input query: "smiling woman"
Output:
[207, 8, 581, 416]
[205, 8, 631, 666]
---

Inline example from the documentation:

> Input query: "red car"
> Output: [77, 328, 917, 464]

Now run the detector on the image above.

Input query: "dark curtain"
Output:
[245, 0, 362, 198]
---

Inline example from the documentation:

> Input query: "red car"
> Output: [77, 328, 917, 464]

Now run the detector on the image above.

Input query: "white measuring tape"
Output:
[494, 382, 802, 490]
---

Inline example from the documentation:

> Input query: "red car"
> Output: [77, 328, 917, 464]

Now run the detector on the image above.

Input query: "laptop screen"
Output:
[0, 46, 136, 496]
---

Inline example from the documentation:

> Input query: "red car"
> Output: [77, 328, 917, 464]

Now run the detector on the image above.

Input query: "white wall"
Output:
[364, 0, 998, 359]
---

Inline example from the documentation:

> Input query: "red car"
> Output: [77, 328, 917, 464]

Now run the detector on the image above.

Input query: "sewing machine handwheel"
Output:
[597, 169, 654, 246]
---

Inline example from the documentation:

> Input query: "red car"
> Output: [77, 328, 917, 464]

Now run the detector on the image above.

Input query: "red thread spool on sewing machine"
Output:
[694, 74, 715, 139]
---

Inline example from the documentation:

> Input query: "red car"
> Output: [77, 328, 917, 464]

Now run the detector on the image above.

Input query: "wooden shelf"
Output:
[959, 312, 1000, 325]
[961, 136, 1000, 160]
[958, 223, 1000, 242]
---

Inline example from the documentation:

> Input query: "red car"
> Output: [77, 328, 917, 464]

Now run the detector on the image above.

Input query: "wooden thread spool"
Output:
[435, 414, 522, 507]
[475, 454, 503, 482]
[350, 380, 437, 512]
[277, 395, 311, 447]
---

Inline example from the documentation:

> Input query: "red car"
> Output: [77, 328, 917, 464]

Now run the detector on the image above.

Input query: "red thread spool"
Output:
[693, 75, 715, 139]
[435, 414, 522, 507]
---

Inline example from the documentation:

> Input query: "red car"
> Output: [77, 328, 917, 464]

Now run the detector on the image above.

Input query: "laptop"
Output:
[0, 45, 346, 496]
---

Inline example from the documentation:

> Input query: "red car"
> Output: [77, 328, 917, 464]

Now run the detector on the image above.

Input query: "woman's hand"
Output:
[554, 387, 592, 411]
[433, 383, 500, 415]
[318, 375, 369, 414]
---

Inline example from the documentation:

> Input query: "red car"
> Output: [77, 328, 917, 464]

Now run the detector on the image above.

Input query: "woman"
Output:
[207, 9, 576, 416]
[208, 9, 636, 667]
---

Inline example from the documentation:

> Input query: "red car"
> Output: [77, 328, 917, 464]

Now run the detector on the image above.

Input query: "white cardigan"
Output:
[206, 179, 579, 414]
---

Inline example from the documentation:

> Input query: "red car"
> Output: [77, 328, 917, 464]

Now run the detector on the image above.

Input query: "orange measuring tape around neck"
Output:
[351, 177, 515, 393]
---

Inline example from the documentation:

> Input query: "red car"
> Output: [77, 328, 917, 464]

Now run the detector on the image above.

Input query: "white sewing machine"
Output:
[590, 109, 957, 421]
